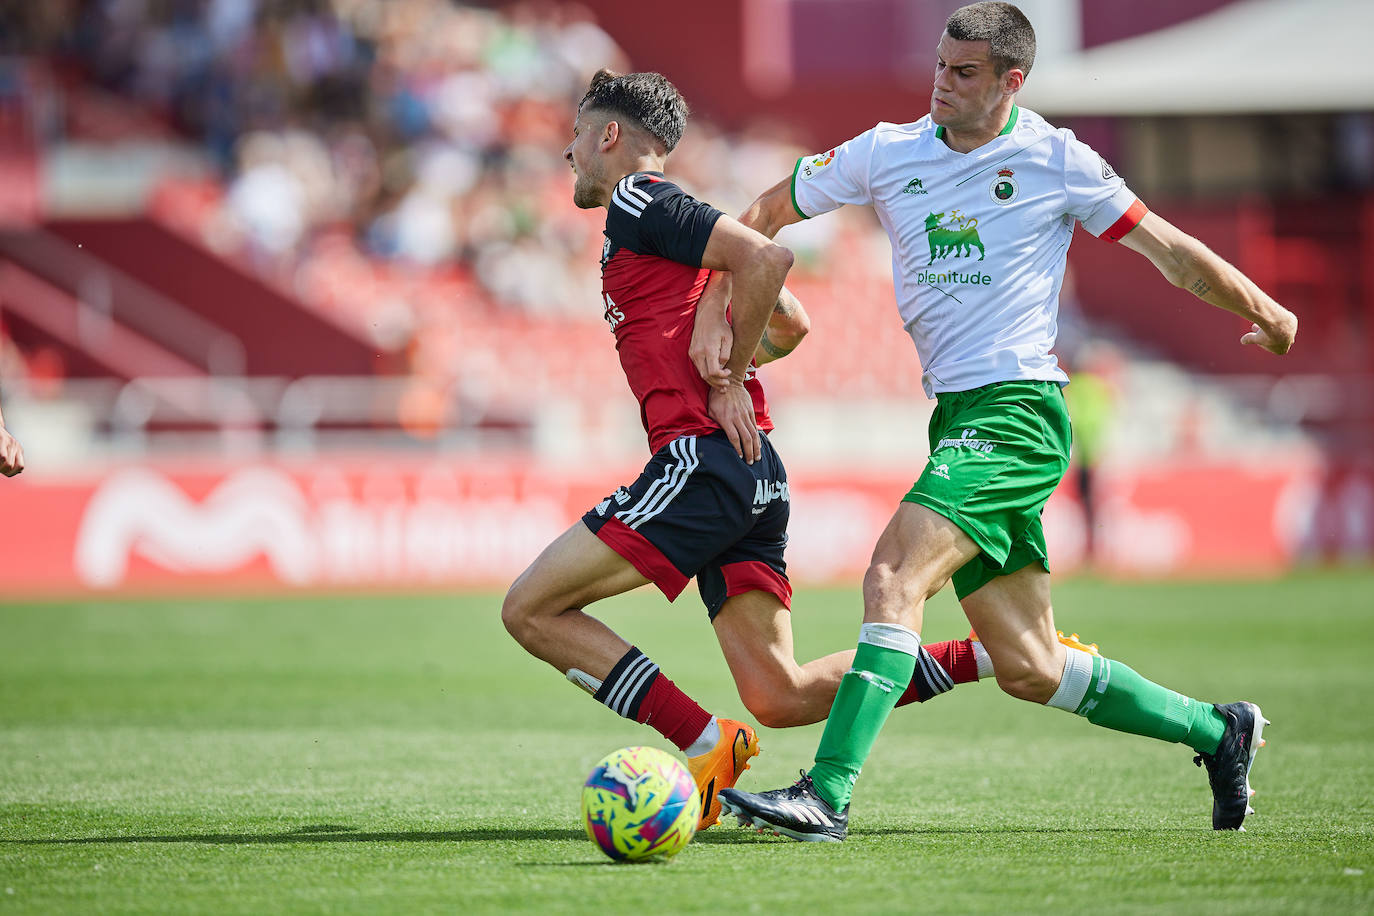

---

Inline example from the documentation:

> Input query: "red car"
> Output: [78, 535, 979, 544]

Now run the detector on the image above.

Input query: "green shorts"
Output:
[903, 380, 1071, 599]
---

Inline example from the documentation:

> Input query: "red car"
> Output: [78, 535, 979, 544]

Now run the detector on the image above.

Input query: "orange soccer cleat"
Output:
[1056, 631, 1101, 656]
[968, 629, 1101, 656]
[687, 719, 760, 829]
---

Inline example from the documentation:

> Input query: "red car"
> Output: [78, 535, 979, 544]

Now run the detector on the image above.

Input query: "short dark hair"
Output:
[578, 69, 689, 153]
[946, 2, 1036, 77]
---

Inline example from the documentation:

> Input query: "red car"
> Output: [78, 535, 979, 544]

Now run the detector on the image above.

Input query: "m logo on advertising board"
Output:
[73, 466, 567, 588]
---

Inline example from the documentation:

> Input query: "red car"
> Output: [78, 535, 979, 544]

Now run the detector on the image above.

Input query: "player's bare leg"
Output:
[504, 521, 742, 831]
[712, 589, 988, 728]
[959, 564, 1064, 702]
[712, 590, 851, 727]
[802, 505, 977, 808]
[962, 563, 1268, 830]
[719, 504, 979, 839]
[502, 522, 648, 677]
[861, 502, 978, 629]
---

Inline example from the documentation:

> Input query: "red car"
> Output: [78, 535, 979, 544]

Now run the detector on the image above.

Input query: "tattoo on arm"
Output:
[772, 295, 796, 318]
[758, 332, 794, 360]
[1189, 278, 1212, 298]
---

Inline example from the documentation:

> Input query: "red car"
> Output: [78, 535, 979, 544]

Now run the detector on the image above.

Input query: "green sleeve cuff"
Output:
[789, 157, 809, 221]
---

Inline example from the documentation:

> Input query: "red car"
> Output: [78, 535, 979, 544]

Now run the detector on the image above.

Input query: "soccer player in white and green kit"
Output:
[706, 2, 1298, 839]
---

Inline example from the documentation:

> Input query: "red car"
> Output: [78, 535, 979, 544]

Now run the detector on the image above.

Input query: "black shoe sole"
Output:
[719, 797, 845, 842]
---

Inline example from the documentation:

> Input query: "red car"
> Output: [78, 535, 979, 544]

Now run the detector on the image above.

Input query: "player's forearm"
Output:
[700, 270, 732, 315]
[725, 246, 794, 379]
[753, 287, 810, 366]
[1174, 243, 1297, 352]
[738, 178, 797, 240]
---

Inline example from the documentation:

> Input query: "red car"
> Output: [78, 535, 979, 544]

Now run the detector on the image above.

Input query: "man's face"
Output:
[930, 33, 1012, 130]
[564, 108, 607, 209]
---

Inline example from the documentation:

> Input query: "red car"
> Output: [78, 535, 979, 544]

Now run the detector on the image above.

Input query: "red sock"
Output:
[592, 647, 712, 751]
[895, 639, 980, 707]
[637, 673, 713, 751]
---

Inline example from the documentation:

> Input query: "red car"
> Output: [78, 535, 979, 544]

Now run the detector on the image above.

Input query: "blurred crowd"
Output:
[2, 0, 1325, 470]
[44, 1, 867, 318]
[0, 0, 921, 420]
[73, 0, 631, 292]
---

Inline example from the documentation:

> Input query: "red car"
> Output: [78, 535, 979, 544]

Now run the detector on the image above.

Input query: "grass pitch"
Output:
[2, 571, 1372, 914]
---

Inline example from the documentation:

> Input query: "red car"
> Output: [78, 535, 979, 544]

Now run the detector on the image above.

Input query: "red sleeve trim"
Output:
[721, 560, 793, 610]
[1102, 198, 1148, 242]
[593, 517, 689, 600]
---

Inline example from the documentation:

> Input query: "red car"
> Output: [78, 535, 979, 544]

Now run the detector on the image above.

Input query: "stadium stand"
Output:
[0, 0, 1368, 589]
[0, 0, 1365, 462]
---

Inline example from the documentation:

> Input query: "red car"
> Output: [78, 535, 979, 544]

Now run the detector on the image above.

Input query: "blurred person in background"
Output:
[1061, 340, 1121, 567]
[714, 1, 1297, 841]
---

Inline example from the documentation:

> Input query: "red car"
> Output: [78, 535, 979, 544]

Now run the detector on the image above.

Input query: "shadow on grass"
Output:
[1, 824, 585, 845]
[693, 826, 1143, 842]
[3, 823, 1156, 847]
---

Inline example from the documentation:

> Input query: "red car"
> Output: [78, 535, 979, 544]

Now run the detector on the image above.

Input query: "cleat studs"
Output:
[1248, 788, 1256, 798]
[1259, 739, 1266, 748]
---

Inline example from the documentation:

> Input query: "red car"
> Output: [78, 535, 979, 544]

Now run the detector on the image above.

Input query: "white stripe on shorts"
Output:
[617, 436, 699, 530]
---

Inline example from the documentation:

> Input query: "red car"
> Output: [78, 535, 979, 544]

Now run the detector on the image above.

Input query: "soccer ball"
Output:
[581, 745, 700, 862]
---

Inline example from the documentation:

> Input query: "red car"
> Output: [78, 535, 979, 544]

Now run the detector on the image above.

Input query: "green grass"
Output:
[2, 571, 1373, 914]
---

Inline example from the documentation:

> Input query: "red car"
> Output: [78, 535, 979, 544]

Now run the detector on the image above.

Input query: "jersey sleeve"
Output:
[1062, 134, 1148, 242]
[790, 127, 880, 218]
[605, 174, 723, 267]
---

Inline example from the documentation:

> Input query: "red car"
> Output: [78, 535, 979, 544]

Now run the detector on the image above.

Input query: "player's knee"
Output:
[862, 560, 931, 615]
[500, 579, 540, 647]
[741, 693, 798, 730]
[736, 671, 803, 729]
[993, 656, 1059, 703]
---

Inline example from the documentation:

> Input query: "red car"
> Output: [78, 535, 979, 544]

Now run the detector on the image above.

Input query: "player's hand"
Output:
[708, 382, 760, 464]
[0, 426, 24, 477]
[690, 301, 733, 389]
[1240, 309, 1297, 355]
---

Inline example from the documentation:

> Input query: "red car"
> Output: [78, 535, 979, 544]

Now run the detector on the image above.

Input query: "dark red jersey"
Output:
[599, 171, 772, 453]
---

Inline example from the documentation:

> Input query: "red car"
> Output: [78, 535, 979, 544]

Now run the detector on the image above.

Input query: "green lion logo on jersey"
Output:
[924, 211, 986, 264]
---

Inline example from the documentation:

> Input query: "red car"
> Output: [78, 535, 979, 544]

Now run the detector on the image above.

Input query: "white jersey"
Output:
[792, 105, 1145, 397]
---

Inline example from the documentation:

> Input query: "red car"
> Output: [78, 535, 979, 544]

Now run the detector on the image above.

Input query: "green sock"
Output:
[809, 627, 918, 811]
[1051, 651, 1226, 754]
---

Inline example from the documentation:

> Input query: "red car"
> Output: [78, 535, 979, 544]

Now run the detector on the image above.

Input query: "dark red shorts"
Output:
[582, 430, 791, 619]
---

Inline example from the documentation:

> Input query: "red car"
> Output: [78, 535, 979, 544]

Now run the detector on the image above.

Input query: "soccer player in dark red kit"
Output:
[503, 68, 997, 829]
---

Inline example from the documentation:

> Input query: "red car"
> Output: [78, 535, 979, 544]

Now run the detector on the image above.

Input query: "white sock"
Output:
[683, 717, 720, 757]
[858, 621, 922, 655]
[972, 640, 994, 679]
[1046, 647, 1096, 712]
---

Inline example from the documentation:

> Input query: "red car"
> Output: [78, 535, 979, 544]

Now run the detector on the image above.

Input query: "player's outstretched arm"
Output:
[1119, 211, 1297, 355]
[0, 402, 24, 477]
[698, 214, 794, 463]
[739, 175, 808, 240]
[753, 286, 810, 367]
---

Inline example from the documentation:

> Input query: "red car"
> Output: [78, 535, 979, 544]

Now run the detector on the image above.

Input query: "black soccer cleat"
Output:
[718, 770, 849, 842]
[1194, 701, 1269, 830]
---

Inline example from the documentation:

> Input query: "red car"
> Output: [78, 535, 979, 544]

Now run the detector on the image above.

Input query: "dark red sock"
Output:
[636, 672, 713, 751]
[593, 647, 711, 749]
[896, 639, 980, 707]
